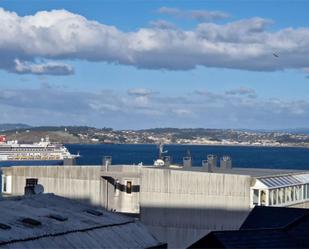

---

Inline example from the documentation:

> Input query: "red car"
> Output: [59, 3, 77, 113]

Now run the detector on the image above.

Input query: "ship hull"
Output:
[0, 160, 64, 167]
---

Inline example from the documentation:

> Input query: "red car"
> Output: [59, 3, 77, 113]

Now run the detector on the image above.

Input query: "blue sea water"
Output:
[66, 144, 309, 170]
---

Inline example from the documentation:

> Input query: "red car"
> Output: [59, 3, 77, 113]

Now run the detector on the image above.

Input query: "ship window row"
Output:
[0, 147, 59, 152]
[252, 184, 309, 207]
[10, 148, 53, 151]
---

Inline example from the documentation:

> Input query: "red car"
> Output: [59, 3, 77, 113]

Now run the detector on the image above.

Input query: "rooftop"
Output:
[0, 193, 163, 248]
[240, 206, 309, 230]
[256, 172, 309, 188]
[142, 164, 307, 178]
[189, 206, 309, 249]
[2, 164, 307, 179]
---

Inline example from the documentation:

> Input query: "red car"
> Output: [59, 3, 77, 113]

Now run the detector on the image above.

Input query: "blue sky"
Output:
[1, 0, 309, 129]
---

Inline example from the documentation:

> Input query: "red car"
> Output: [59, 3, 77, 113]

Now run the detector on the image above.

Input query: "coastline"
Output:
[64, 142, 309, 149]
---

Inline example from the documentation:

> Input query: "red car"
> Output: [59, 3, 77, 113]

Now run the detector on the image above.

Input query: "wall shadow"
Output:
[140, 206, 250, 249]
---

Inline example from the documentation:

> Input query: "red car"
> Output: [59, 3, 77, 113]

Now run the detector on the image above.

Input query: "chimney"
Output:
[103, 156, 112, 167]
[183, 156, 192, 168]
[24, 178, 38, 195]
[164, 156, 171, 167]
[202, 159, 211, 172]
[207, 154, 218, 172]
[220, 156, 232, 170]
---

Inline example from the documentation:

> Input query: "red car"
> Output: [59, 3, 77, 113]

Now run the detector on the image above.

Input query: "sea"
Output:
[66, 144, 309, 170]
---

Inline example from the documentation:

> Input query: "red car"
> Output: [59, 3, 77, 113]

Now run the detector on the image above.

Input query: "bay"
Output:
[66, 144, 309, 170]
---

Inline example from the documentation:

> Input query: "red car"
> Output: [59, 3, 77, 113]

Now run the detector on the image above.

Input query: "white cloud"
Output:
[127, 88, 158, 108]
[1, 86, 309, 129]
[303, 67, 309, 73]
[127, 88, 156, 96]
[225, 87, 257, 98]
[173, 108, 193, 117]
[14, 59, 74, 75]
[157, 7, 229, 22]
[150, 20, 177, 30]
[302, 67, 309, 78]
[1, 8, 309, 74]
[196, 18, 273, 42]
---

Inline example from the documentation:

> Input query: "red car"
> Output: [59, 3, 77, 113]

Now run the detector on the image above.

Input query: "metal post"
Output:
[105, 159, 109, 210]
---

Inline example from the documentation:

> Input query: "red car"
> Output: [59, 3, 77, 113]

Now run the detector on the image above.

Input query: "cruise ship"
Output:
[0, 135, 79, 166]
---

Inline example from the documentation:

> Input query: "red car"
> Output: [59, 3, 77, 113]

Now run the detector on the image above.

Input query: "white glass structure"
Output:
[250, 173, 309, 207]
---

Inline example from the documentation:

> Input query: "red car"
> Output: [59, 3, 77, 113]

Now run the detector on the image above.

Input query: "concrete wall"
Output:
[140, 168, 253, 248]
[290, 201, 309, 209]
[1, 166, 102, 206]
[101, 165, 141, 213]
[1, 165, 142, 213]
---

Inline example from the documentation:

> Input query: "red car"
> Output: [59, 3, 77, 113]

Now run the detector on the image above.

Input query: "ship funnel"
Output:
[0, 135, 6, 143]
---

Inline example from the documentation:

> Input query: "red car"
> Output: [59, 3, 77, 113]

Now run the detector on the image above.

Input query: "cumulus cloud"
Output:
[14, 59, 74, 75]
[150, 20, 177, 30]
[197, 18, 273, 41]
[157, 7, 229, 22]
[1, 8, 309, 74]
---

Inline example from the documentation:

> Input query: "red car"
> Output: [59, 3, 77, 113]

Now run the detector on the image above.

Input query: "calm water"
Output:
[66, 144, 309, 170]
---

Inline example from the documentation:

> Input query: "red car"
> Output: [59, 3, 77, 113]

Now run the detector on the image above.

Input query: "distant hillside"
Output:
[4, 130, 82, 144]
[1, 125, 309, 146]
[0, 123, 31, 132]
[1, 126, 113, 144]
[139, 128, 236, 140]
[280, 128, 309, 135]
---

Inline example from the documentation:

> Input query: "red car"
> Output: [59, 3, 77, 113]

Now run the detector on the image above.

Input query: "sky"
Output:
[1, 0, 309, 130]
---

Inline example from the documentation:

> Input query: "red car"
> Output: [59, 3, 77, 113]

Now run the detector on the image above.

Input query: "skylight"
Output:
[85, 209, 103, 216]
[0, 223, 11, 230]
[21, 218, 42, 227]
[48, 214, 68, 222]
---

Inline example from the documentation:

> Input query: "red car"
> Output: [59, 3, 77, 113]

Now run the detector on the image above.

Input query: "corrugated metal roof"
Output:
[258, 173, 309, 188]
[0, 194, 162, 248]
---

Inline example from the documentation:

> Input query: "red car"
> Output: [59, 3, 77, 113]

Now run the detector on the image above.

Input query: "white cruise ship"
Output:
[0, 135, 78, 165]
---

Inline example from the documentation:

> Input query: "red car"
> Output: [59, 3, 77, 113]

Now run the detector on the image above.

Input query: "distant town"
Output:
[1, 123, 309, 148]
